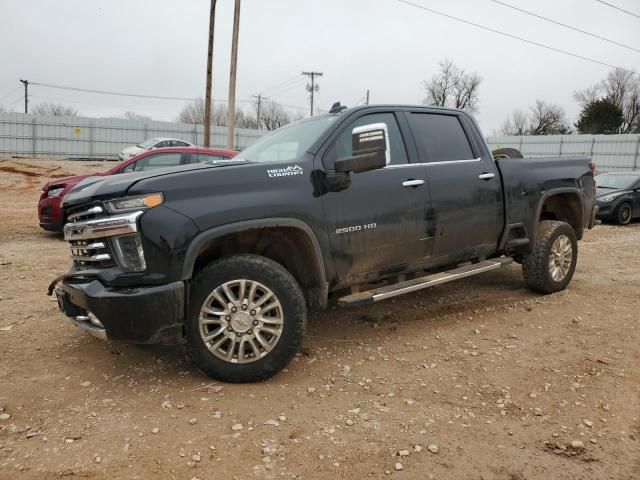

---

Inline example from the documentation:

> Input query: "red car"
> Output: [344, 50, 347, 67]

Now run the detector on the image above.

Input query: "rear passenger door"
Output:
[320, 111, 431, 280]
[407, 111, 502, 263]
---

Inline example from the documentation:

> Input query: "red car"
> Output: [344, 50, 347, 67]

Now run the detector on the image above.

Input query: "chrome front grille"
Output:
[69, 239, 114, 268]
[64, 204, 116, 269]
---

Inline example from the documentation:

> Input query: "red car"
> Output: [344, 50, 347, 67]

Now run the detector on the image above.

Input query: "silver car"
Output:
[118, 138, 193, 161]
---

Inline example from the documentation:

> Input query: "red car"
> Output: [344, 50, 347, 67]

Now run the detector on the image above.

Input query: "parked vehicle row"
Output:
[118, 138, 193, 161]
[48, 104, 599, 383]
[39, 146, 237, 232]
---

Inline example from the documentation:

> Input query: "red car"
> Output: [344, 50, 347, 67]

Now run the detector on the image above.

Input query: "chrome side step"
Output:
[338, 258, 513, 307]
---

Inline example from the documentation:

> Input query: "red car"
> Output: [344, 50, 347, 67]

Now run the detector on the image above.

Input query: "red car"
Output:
[38, 147, 237, 232]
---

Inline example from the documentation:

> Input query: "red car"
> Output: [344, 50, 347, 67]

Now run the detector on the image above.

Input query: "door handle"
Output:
[402, 179, 425, 188]
[478, 172, 496, 180]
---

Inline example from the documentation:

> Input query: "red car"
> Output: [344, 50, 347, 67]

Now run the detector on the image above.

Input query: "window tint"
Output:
[134, 153, 183, 171]
[410, 113, 475, 162]
[326, 113, 407, 168]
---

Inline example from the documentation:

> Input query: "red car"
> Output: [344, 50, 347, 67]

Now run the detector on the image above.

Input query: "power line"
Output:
[0, 86, 21, 102]
[490, 0, 640, 54]
[30, 81, 199, 101]
[397, 0, 639, 76]
[596, 0, 640, 20]
[263, 78, 307, 97]
[259, 74, 304, 95]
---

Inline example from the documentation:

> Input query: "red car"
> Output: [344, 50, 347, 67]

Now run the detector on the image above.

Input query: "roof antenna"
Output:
[329, 102, 347, 114]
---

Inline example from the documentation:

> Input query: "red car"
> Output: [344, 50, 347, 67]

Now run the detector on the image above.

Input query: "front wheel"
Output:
[615, 202, 633, 225]
[185, 254, 307, 383]
[522, 220, 578, 294]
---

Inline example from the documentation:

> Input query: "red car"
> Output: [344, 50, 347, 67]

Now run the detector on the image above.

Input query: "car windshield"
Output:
[137, 138, 159, 149]
[596, 173, 639, 190]
[235, 115, 339, 163]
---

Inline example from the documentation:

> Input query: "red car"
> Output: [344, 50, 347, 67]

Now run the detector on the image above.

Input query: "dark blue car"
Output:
[595, 172, 640, 225]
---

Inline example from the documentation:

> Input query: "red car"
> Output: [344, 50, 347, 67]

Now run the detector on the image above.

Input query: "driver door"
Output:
[320, 112, 431, 282]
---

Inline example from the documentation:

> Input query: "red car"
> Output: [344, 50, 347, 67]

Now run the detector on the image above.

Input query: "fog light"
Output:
[110, 233, 146, 272]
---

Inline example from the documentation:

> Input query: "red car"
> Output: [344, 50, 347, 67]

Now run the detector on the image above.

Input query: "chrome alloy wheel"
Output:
[548, 234, 573, 282]
[199, 279, 284, 363]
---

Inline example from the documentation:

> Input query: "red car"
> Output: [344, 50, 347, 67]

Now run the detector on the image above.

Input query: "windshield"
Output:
[596, 173, 639, 190]
[138, 138, 159, 149]
[236, 115, 339, 163]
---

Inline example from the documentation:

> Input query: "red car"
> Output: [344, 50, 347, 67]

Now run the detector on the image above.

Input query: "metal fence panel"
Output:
[0, 112, 264, 160]
[486, 134, 640, 172]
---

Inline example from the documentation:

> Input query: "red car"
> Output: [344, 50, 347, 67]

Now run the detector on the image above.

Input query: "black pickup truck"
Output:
[52, 104, 598, 382]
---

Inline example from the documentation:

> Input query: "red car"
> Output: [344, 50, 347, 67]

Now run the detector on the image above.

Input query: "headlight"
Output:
[104, 193, 164, 214]
[598, 192, 624, 203]
[47, 187, 65, 198]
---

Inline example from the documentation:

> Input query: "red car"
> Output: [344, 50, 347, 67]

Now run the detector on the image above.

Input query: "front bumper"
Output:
[38, 196, 63, 232]
[57, 278, 185, 344]
[595, 203, 613, 219]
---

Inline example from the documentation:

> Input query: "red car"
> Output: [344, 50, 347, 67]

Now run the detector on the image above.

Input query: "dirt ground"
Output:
[0, 157, 639, 480]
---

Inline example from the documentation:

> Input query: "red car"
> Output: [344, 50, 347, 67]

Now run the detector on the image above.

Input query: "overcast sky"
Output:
[1, 0, 639, 134]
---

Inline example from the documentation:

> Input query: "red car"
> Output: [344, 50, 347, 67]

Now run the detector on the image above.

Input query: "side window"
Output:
[176, 141, 190, 147]
[134, 153, 183, 171]
[155, 141, 169, 148]
[409, 113, 475, 162]
[325, 113, 407, 169]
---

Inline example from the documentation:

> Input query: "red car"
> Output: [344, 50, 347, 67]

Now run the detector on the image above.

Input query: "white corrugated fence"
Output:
[486, 134, 640, 172]
[0, 112, 263, 160]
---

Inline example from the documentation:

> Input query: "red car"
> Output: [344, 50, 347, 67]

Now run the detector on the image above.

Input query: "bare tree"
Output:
[528, 100, 570, 135]
[575, 68, 640, 133]
[500, 101, 570, 135]
[122, 111, 151, 121]
[178, 98, 262, 128]
[31, 102, 78, 116]
[500, 109, 529, 135]
[423, 59, 482, 113]
[259, 100, 295, 131]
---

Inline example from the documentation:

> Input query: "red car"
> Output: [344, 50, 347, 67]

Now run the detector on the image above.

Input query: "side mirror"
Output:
[334, 123, 389, 174]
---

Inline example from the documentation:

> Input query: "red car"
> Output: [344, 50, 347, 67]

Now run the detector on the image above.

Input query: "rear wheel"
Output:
[185, 254, 306, 383]
[522, 220, 577, 294]
[615, 202, 633, 225]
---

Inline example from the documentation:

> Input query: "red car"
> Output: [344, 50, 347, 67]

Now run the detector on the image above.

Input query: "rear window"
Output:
[410, 113, 475, 162]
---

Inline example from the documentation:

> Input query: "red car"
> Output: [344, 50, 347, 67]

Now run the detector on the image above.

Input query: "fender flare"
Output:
[533, 188, 585, 235]
[180, 218, 328, 287]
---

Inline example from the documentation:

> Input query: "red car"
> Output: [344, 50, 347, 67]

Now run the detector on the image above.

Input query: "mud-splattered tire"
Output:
[185, 254, 306, 383]
[522, 220, 577, 294]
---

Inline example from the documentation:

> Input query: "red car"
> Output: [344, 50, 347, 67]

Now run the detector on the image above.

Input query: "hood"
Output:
[596, 187, 628, 198]
[61, 161, 251, 209]
[42, 173, 96, 191]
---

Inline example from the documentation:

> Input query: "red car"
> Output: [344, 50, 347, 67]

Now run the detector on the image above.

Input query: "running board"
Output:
[338, 258, 513, 307]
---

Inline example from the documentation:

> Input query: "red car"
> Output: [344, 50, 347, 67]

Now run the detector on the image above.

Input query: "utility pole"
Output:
[226, 0, 241, 149]
[366, 89, 370, 105]
[302, 71, 323, 116]
[203, 0, 217, 147]
[19, 79, 29, 114]
[251, 94, 267, 129]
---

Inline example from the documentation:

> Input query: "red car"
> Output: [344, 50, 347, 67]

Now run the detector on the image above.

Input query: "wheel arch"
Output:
[182, 218, 329, 309]
[535, 189, 585, 240]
